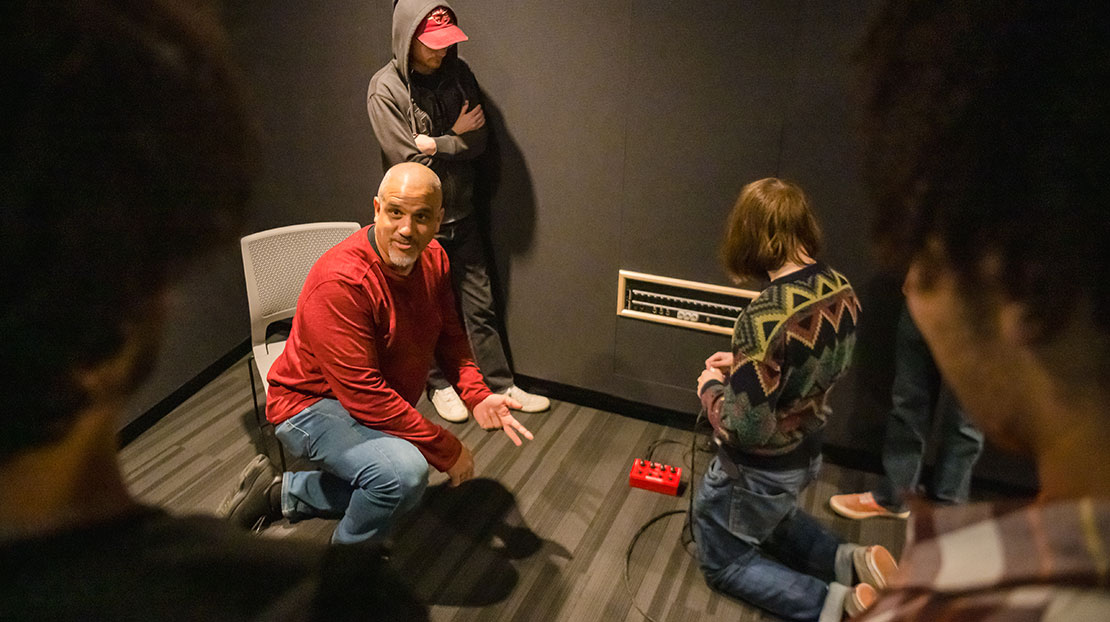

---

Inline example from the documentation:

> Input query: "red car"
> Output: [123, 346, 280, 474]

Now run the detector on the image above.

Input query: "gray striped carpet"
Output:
[119, 358, 906, 621]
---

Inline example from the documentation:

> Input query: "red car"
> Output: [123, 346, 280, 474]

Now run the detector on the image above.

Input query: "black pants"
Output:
[427, 216, 514, 393]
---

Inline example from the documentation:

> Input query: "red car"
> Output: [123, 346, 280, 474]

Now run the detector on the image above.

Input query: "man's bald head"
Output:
[377, 162, 442, 208]
[372, 163, 444, 274]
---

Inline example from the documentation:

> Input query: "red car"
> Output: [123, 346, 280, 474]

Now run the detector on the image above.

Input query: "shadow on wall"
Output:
[472, 92, 538, 371]
[390, 478, 572, 607]
[845, 269, 904, 450]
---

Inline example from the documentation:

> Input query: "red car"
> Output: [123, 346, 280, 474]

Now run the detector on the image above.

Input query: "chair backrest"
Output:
[240, 222, 362, 349]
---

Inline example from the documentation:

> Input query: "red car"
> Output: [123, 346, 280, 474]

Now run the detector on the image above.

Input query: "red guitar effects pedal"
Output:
[628, 458, 682, 496]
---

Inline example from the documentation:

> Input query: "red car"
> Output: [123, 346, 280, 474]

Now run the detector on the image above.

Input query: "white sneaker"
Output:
[429, 386, 469, 422]
[501, 385, 550, 413]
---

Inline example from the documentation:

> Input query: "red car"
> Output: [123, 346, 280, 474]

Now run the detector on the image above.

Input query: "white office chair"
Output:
[240, 221, 362, 469]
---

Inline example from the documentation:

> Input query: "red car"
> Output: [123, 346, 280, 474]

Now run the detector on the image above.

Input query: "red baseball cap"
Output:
[415, 7, 468, 50]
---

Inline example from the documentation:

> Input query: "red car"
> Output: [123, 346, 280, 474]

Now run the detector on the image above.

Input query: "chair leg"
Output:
[247, 355, 286, 472]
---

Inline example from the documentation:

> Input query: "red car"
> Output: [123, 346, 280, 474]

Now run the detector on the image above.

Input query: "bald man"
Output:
[219, 163, 531, 544]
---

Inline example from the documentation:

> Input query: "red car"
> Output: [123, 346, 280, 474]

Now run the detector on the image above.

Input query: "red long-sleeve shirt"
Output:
[265, 226, 490, 471]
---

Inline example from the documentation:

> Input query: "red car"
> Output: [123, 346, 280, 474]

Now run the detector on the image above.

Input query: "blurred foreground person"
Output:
[857, 0, 1110, 619]
[694, 179, 893, 621]
[0, 1, 425, 619]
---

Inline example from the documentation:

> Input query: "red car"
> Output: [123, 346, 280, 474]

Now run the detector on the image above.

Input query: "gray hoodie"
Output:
[367, 0, 487, 224]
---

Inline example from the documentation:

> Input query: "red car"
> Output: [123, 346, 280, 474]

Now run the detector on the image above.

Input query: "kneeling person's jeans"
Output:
[693, 453, 857, 622]
[275, 398, 429, 544]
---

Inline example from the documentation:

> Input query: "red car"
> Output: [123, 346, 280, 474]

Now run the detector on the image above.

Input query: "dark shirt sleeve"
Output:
[298, 279, 462, 472]
[431, 61, 488, 160]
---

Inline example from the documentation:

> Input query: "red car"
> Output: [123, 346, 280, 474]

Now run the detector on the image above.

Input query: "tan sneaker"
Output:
[830, 492, 910, 520]
[429, 386, 469, 422]
[853, 544, 899, 590]
[844, 583, 877, 618]
[502, 385, 550, 412]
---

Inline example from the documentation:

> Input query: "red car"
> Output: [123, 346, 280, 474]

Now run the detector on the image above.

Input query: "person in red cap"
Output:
[368, 1, 551, 424]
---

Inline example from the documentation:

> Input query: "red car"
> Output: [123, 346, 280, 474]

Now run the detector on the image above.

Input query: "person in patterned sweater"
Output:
[693, 178, 894, 622]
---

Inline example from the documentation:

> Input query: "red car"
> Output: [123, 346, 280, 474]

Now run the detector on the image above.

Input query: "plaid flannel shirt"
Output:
[860, 497, 1110, 621]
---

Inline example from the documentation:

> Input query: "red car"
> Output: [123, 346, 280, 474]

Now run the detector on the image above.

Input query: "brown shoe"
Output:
[217, 454, 281, 531]
[830, 492, 910, 520]
[844, 583, 877, 618]
[853, 544, 898, 590]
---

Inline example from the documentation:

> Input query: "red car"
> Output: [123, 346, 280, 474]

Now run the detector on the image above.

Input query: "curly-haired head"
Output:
[861, 0, 1110, 337]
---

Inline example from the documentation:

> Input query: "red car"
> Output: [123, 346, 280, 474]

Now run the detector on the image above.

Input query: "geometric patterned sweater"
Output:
[700, 262, 861, 456]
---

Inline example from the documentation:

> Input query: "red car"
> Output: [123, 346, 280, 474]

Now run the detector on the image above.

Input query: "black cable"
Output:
[624, 408, 711, 621]
[680, 408, 707, 552]
[622, 509, 688, 622]
[643, 438, 685, 462]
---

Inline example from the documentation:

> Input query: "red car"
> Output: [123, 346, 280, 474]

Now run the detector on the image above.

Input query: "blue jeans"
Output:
[693, 453, 855, 622]
[874, 306, 984, 511]
[274, 398, 430, 544]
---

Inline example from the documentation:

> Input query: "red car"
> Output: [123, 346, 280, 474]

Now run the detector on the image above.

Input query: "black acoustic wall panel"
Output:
[614, 0, 807, 411]
[461, 0, 634, 395]
[620, 0, 805, 283]
[227, 1, 393, 231]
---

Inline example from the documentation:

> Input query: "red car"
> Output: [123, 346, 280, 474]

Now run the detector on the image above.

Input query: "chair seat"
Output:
[252, 340, 287, 393]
